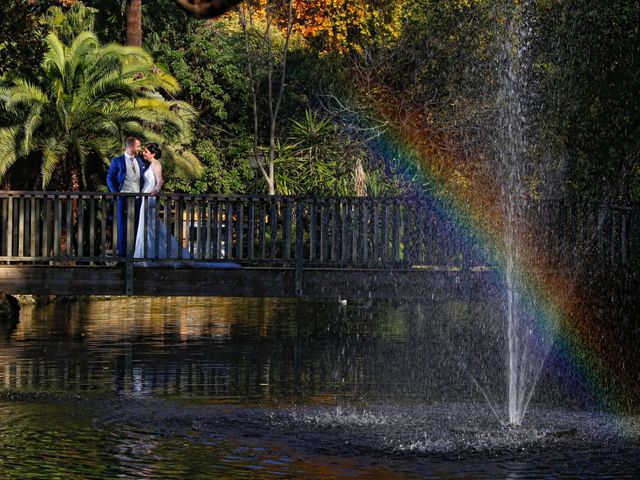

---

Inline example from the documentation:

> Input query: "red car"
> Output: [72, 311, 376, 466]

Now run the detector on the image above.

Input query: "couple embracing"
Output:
[106, 137, 171, 260]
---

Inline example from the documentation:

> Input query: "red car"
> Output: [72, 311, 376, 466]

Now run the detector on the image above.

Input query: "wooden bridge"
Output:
[0, 192, 636, 300]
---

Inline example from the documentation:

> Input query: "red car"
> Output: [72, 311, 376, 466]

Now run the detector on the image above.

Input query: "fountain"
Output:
[492, 0, 556, 426]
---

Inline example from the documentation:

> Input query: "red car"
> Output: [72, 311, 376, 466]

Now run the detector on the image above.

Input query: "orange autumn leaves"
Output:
[292, 0, 403, 53]
[248, 0, 404, 54]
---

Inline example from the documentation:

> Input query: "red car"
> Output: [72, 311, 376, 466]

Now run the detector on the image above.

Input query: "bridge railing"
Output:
[0, 192, 474, 268]
[0, 191, 636, 271]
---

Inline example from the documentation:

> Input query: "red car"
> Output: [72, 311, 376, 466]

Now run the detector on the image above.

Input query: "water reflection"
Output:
[1, 297, 588, 408]
[0, 297, 638, 478]
[1, 298, 496, 402]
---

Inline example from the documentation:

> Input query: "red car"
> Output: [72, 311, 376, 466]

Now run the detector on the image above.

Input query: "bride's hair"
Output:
[146, 143, 162, 160]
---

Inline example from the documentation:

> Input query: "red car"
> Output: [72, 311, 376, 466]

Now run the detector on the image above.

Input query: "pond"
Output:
[0, 296, 638, 479]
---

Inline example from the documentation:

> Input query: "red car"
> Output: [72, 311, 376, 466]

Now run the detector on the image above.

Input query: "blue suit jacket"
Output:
[107, 153, 147, 192]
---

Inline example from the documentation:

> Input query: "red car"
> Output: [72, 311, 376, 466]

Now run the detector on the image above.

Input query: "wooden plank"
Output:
[133, 267, 296, 297]
[1, 198, 7, 256]
[283, 200, 292, 261]
[341, 200, 348, 262]
[330, 200, 338, 262]
[18, 197, 25, 257]
[77, 196, 84, 257]
[392, 200, 400, 262]
[175, 197, 183, 259]
[154, 196, 161, 259]
[66, 195, 72, 256]
[205, 198, 212, 260]
[309, 200, 317, 261]
[237, 199, 244, 260]
[403, 202, 412, 264]
[53, 196, 61, 257]
[259, 202, 266, 260]
[295, 201, 304, 295]
[0, 265, 125, 295]
[42, 197, 50, 258]
[7, 195, 13, 257]
[319, 200, 327, 262]
[196, 198, 203, 260]
[89, 195, 95, 261]
[226, 200, 233, 260]
[185, 197, 192, 258]
[414, 200, 424, 265]
[247, 199, 255, 260]
[270, 201, 278, 260]
[126, 196, 136, 258]
[100, 196, 107, 259]
[351, 200, 358, 263]
[111, 195, 118, 258]
[31, 197, 39, 258]
[141, 196, 148, 258]
[382, 200, 389, 260]
[215, 200, 222, 260]
[362, 200, 369, 264]
[372, 201, 380, 262]
[164, 197, 171, 259]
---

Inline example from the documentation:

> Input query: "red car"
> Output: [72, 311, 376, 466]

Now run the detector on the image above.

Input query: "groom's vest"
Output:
[107, 154, 146, 193]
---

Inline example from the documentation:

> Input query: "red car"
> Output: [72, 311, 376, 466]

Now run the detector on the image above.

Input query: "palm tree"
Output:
[0, 30, 201, 191]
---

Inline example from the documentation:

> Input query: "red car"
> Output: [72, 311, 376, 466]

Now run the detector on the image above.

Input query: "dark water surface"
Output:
[0, 297, 638, 479]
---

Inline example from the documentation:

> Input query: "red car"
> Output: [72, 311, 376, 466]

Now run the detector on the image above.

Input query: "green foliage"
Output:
[392, 0, 496, 106]
[45, 2, 97, 43]
[3, 0, 632, 200]
[531, 0, 640, 201]
[0, 0, 49, 79]
[154, 19, 249, 127]
[279, 110, 355, 196]
[165, 139, 253, 194]
[0, 29, 200, 190]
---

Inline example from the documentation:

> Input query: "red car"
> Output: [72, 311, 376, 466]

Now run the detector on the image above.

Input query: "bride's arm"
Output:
[150, 162, 165, 195]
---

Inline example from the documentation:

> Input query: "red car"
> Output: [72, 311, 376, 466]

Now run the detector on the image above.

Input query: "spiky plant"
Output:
[0, 30, 201, 191]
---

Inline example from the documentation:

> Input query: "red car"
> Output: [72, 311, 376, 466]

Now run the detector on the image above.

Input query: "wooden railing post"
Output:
[125, 195, 136, 295]
[295, 199, 304, 297]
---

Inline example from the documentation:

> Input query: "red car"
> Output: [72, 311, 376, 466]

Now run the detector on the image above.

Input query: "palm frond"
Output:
[22, 106, 43, 154]
[41, 136, 68, 188]
[0, 127, 21, 180]
[162, 146, 203, 179]
[4, 80, 48, 111]
[43, 33, 67, 80]
[66, 31, 100, 84]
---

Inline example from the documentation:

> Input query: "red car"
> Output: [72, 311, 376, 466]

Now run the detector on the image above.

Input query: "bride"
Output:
[133, 143, 185, 263]
[133, 143, 239, 268]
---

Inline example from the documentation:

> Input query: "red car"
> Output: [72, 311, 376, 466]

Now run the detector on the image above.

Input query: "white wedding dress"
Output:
[133, 167, 240, 269]
[133, 167, 185, 264]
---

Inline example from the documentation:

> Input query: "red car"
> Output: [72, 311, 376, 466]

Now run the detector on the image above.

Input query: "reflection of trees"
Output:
[1, 297, 513, 404]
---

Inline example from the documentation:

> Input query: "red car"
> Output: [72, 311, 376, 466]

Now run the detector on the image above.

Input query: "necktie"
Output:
[130, 156, 137, 174]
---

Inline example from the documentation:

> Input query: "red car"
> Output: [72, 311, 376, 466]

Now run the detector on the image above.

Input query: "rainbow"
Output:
[360, 91, 637, 420]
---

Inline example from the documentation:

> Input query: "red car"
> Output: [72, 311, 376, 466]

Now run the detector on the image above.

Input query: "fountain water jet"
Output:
[494, 0, 555, 426]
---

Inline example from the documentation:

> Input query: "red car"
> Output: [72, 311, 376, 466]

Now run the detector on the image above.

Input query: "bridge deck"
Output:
[0, 265, 489, 300]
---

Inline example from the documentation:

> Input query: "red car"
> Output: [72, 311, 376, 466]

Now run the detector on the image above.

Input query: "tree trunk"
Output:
[126, 0, 143, 47]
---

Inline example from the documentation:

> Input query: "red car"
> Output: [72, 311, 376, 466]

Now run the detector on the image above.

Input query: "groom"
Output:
[107, 137, 147, 258]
